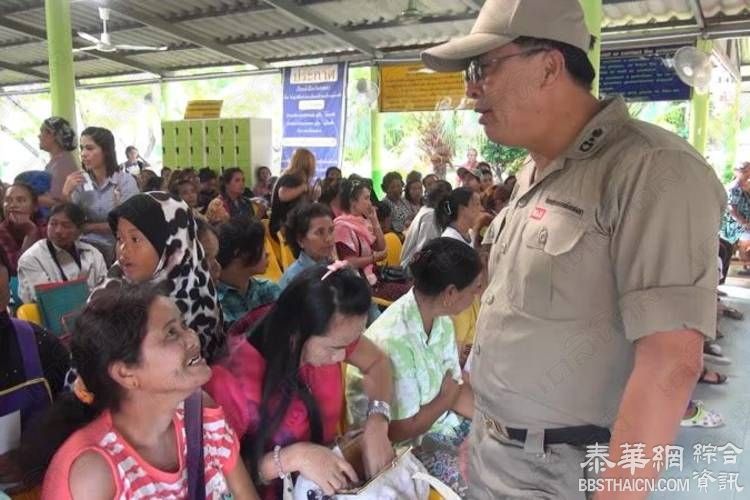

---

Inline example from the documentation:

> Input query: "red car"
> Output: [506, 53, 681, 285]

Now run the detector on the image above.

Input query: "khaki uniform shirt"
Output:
[472, 97, 726, 430]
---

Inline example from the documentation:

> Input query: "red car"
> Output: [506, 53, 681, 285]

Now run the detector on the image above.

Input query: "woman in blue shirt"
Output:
[62, 127, 138, 265]
[279, 203, 335, 290]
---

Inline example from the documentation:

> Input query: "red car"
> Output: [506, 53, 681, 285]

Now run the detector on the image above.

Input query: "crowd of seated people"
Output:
[1, 120, 746, 499]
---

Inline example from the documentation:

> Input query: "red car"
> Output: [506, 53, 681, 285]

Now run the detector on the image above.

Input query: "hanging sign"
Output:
[281, 63, 348, 179]
[379, 63, 471, 112]
[600, 46, 691, 102]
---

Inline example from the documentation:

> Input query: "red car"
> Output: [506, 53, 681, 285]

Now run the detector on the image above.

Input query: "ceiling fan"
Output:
[74, 7, 168, 53]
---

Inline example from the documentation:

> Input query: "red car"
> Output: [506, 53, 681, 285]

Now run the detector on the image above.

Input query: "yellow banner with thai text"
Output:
[379, 64, 472, 112]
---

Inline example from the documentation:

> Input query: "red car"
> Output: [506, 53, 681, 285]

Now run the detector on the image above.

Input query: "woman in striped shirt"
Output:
[11, 284, 258, 499]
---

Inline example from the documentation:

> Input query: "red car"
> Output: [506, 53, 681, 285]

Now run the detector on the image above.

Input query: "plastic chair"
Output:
[11, 486, 41, 500]
[384, 232, 403, 267]
[372, 296, 393, 309]
[255, 237, 283, 283]
[16, 303, 43, 327]
[277, 231, 296, 270]
[338, 362, 349, 435]
[261, 218, 281, 264]
[428, 489, 444, 500]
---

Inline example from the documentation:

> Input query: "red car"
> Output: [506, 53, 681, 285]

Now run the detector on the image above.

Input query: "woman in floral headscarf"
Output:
[38, 117, 79, 208]
[96, 192, 225, 362]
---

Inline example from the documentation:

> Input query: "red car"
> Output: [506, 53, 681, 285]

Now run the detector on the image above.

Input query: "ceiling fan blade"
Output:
[73, 45, 100, 52]
[115, 44, 168, 51]
[77, 32, 101, 44]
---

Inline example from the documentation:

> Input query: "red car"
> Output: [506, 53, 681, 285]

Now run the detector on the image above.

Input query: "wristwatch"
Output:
[367, 400, 392, 423]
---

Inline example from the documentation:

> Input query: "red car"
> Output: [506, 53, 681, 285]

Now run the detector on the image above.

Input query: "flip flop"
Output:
[681, 401, 725, 428]
[698, 368, 727, 385]
[722, 307, 744, 320]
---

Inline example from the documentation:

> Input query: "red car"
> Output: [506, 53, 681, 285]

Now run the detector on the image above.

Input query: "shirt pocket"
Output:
[514, 212, 588, 318]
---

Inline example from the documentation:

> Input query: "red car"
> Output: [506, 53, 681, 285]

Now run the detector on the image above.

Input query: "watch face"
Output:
[368, 400, 391, 421]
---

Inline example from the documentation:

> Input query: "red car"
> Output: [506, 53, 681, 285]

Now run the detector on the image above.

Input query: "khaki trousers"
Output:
[467, 412, 596, 500]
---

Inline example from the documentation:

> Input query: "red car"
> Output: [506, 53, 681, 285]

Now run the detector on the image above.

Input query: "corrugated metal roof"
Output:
[603, 0, 750, 27]
[130, 48, 237, 69]
[0, 0, 748, 88]
[0, 69, 44, 85]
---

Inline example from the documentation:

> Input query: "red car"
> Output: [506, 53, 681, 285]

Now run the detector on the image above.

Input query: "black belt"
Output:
[484, 415, 610, 447]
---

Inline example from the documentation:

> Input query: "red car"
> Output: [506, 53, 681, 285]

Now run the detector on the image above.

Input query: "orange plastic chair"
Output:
[277, 231, 296, 271]
[338, 362, 349, 435]
[384, 232, 403, 267]
[12, 487, 41, 500]
[372, 297, 393, 309]
[255, 237, 283, 283]
[261, 218, 281, 264]
[15, 303, 43, 326]
[428, 489, 444, 499]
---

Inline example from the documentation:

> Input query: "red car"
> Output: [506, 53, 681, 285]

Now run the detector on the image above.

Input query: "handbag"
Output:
[378, 266, 408, 283]
[0, 319, 52, 434]
[34, 278, 89, 337]
[185, 391, 205, 500]
[289, 432, 457, 500]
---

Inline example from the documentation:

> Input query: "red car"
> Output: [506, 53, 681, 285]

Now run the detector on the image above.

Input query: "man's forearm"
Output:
[597, 330, 703, 499]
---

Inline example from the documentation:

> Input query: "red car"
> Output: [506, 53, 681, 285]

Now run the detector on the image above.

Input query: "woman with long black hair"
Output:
[206, 265, 395, 498]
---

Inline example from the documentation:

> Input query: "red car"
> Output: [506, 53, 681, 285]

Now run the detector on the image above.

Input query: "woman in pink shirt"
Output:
[10, 284, 257, 499]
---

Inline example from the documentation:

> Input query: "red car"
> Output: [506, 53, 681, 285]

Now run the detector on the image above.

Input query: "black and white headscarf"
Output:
[99, 192, 225, 361]
[42, 116, 77, 151]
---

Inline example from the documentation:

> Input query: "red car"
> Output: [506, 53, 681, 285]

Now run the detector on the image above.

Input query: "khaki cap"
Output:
[421, 0, 592, 72]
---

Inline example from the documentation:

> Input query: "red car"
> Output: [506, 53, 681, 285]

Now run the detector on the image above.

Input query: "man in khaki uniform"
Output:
[422, 0, 726, 498]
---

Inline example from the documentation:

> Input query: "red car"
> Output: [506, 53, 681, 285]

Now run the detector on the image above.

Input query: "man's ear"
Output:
[540, 49, 566, 88]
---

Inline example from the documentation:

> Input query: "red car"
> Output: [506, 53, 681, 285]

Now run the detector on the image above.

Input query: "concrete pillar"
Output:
[369, 67, 384, 196]
[579, 0, 602, 97]
[45, 0, 77, 129]
[689, 39, 713, 155]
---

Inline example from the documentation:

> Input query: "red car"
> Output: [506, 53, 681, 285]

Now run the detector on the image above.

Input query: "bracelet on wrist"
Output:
[273, 445, 289, 480]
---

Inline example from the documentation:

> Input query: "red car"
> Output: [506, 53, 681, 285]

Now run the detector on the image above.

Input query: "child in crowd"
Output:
[216, 216, 280, 330]
[103, 192, 224, 362]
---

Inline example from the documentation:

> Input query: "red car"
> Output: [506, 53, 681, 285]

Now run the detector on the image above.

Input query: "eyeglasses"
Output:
[464, 48, 547, 84]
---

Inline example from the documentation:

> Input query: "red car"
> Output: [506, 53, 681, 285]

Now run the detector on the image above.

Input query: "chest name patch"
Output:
[530, 206, 546, 220]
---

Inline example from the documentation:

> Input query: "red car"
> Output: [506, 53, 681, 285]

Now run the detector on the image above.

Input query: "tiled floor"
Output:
[652, 273, 750, 499]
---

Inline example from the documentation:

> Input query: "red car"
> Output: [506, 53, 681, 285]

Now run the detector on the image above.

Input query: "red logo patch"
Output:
[530, 206, 546, 220]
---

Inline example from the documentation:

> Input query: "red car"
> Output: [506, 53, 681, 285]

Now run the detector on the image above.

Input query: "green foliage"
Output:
[663, 105, 688, 140]
[479, 136, 528, 174]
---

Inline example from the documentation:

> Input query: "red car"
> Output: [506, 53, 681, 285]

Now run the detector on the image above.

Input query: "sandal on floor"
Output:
[698, 368, 728, 385]
[681, 401, 725, 428]
[722, 307, 744, 320]
[703, 342, 731, 365]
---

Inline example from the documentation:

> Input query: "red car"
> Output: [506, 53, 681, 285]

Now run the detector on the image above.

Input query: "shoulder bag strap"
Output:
[185, 390, 205, 500]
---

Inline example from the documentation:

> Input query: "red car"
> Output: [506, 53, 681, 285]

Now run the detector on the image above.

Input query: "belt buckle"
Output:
[484, 415, 510, 440]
